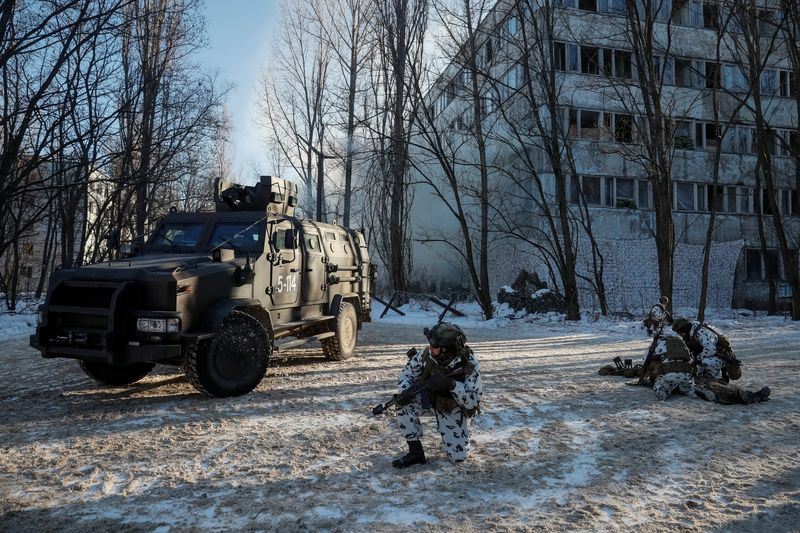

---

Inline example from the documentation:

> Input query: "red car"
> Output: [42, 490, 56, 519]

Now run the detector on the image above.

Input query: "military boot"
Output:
[392, 440, 426, 468]
[753, 387, 770, 402]
[738, 387, 770, 404]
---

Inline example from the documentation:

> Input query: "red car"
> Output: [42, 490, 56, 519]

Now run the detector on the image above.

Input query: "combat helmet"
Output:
[424, 322, 467, 351]
[671, 317, 692, 336]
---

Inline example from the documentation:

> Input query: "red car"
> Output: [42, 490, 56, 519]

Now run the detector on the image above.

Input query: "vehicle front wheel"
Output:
[321, 301, 358, 361]
[79, 360, 155, 386]
[184, 310, 271, 397]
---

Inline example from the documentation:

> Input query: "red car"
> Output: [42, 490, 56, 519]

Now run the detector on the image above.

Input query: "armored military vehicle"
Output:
[30, 176, 375, 397]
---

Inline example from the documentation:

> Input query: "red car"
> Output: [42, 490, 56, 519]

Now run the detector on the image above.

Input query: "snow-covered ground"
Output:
[1, 301, 799, 531]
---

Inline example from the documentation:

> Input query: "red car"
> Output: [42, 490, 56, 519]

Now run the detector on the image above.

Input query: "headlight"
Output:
[137, 318, 180, 333]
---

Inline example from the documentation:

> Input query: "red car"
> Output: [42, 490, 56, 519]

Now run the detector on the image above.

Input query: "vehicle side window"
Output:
[325, 231, 336, 241]
[339, 233, 348, 241]
[273, 229, 294, 251]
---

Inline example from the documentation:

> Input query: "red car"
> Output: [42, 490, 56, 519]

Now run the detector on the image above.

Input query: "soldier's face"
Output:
[430, 345, 447, 360]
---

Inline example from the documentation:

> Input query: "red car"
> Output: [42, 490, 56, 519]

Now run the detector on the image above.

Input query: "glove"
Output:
[426, 374, 454, 393]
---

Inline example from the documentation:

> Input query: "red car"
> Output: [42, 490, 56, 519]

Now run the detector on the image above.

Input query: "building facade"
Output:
[408, 0, 798, 312]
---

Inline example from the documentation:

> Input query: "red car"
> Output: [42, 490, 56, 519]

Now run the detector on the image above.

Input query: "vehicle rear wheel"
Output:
[321, 301, 358, 361]
[183, 310, 271, 397]
[79, 360, 155, 386]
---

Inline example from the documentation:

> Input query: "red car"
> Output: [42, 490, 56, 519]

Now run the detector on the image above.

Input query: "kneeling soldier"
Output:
[392, 322, 483, 468]
[672, 318, 770, 405]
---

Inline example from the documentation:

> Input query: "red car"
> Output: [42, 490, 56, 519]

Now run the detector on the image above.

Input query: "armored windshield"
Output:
[209, 222, 263, 250]
[149, 222, 204, 249]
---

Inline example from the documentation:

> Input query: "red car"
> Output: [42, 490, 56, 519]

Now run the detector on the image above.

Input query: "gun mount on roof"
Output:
[214, 175, 298, 216]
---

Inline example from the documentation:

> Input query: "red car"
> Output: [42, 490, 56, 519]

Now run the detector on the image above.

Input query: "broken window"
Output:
[614, 113, 633, 143]
[581, 46, 600, 75]
[727, 186, 738, 213]
[579, 110, 600, 139]
[706, 184, 725, 212]
[581, 176, 602, 205]
[614, 50, 632, 79]
[568, 109, 579, 137]
[705, 62, 721, 89]
[703, 2, 719, 30]
[765, 249, 782, 280]
[705, 123, 720, 150]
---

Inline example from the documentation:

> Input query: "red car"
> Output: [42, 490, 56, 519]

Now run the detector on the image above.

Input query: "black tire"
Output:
[79, 360, 155, 386]
[321, 301, 358, 361]
[183, 310, 271, 397]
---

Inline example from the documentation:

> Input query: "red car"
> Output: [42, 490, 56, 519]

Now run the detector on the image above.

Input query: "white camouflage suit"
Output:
[395, 347, 482, 462]
[686, 321, 725, 380]
[643, 302, 697, 401]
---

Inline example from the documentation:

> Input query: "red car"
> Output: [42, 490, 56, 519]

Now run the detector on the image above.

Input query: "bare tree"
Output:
[259, 0, 332, 221]
[488, 0, 599, 319]
[313, 0, 376, 227]
[726, 0, 799, 319]
[370, 0, 428, 295]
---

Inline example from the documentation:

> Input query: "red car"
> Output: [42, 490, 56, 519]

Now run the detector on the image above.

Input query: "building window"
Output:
[613, 50, 632, 79]
[705, 62, 721, 89]
[675, 58, 695, 88]
[675, 182, 695, 211]
[580, 110, 600, 139]
[761, 69, 778, 95]
[569, 109, 601, 139]
[704, 123, 720, 150]
[671, 0, 693, 26]
[702, 2, 719, 30]
[758, 9, 779, 36]
[779, 70, 796, 98]
[581, 46, 600, 75]
[724, 64, 747, 92]
[703, 184, 725, 212]
[674, 120, 694, 149]
[554, 42, 566, 71]
[638, 180, 651, 209]
[745, 248, 763, 281]
[746, 247, 793, 283]
[578, 0, 597, 11]
[570, 175, 602, 205]
[614, 113, 634, 143]
[614, 178, 635, 208]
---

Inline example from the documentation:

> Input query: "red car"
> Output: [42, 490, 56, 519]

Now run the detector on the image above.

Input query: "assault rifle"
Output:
[636, 333, 661, 386]
[370, 348, 468, 417]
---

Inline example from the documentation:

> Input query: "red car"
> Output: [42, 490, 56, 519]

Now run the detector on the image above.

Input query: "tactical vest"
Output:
[420, 346, 479, 416]
[648, 335, 693, 379]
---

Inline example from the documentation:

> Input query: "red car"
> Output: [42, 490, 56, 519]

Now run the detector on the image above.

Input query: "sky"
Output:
[196, 0, 281, 184]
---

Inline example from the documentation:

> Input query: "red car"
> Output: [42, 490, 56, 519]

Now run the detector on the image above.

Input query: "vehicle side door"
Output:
[300, 225, 326, 304]
[266, 219, 302, 309]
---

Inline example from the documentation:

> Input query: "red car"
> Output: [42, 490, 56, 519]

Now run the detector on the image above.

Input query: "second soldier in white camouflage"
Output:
[392, 322, 482, 468]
